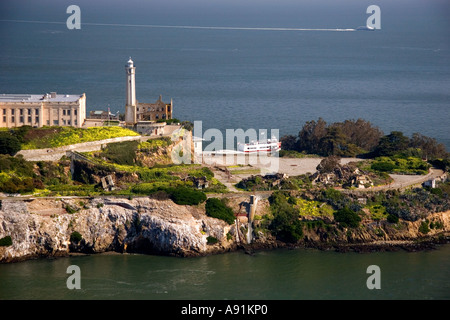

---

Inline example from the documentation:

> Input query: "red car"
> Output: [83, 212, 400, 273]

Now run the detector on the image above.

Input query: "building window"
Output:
[20, 109, 23, 115]
[68, 120, 71, 125]
[67, 110, 71, 116]
[28, 109, 31, 115]
[28, 116, 32, 123]
[2, 109, 5, 115]
[35, 116, 39, 123]
[20, 116, 24, 123]
[53, 120, 59, 125]
[11, 116, 15, 122]
[47, 120, 50, 125]
[11, 109, 15, 115]
[74, 110, 77, 115]
[35, 109, 39, 116]
[63, 110, 66, 116]
[2, 116, 5, 122]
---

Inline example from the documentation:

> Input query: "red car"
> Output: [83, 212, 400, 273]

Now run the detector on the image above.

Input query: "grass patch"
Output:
[370, 156, 430, 175]
[21, 126, 139, 149]
[295, 198, 334, 218]
[368, 204, 388, 221]
[138, 137, 172, 152]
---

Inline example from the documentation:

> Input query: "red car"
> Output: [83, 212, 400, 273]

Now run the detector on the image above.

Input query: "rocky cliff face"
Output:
[1, 196, 449, 263]
[0, 197, 237, 263]
[297, 210, 450, 251]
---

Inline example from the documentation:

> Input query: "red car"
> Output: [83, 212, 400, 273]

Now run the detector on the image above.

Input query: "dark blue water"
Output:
[0, 0, 450, 301]
[1, 0, 449, 148]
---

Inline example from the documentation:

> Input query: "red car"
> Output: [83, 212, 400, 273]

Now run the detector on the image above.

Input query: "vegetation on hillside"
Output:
[205, 198, 235, 224]
[0, 132, 226, 197]
[0, 126, 139, 152]
[263, 180, 450, 244]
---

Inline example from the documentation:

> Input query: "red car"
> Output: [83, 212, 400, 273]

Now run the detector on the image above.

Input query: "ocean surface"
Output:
[0, 0, 449, 148]
[0, 0, 449, 300]
[1, 245, 449, 300]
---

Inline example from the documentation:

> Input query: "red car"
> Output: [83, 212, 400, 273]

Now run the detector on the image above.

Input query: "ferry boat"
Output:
[237, 137, 281, 153]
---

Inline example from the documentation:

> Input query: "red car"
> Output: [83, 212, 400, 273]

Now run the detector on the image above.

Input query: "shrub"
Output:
[387, 213, 399, 224]
[333, 207, 361, 228]
[430, 188, 443, 198]
[205, 198, 235, 225]
[206, 236, 218, 245]
[168, 186, 207, 205]
[0, 133, 21, 155]
[418, 221, 430, 234]
[371, 161, 396, 172]
[70, 231, 83, 243]
[0, 235, 12, 247]
[268, 191, 304, 243]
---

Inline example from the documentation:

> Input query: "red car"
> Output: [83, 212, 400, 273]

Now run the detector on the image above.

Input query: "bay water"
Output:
[0, 0, 449, 300]
[0, 245, 449, 300]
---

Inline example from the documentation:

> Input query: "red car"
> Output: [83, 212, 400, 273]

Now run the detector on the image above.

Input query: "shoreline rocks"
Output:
[0, 197, 449, 263]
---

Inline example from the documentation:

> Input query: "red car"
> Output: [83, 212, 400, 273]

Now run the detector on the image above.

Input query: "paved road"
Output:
[366, 168, 444, 192]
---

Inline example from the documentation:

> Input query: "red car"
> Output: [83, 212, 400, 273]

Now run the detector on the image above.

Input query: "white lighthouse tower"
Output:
[125, 57, 137, 125]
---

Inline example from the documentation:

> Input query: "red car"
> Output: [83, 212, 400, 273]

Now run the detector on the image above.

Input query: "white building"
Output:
[0, 92, 86, 128]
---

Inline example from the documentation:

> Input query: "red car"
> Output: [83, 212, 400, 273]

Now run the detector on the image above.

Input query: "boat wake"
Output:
[0, 19, 356, 32]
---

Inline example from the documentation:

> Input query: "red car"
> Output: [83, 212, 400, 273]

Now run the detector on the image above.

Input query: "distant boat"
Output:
[356, 25, 375, 31]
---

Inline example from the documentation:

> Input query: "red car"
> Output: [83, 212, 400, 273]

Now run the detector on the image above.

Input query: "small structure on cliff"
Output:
[101, 175, 115, 191]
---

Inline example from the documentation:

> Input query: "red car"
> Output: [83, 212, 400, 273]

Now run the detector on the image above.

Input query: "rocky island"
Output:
[1, 120, 450, 263]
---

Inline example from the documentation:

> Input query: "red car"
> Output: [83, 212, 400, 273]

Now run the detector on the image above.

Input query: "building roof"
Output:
[0, 93, 83, 103]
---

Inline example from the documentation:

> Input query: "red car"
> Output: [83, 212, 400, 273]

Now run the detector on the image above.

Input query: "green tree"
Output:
[333, 207, 361, 228]
[319, 127, 361, 156]
[374, 131, 409, 157]
[280, 134, 299, 151]
[0, 133, 21, 155]
[297, 118, 327, 154]
[409, 132, 448, 160]
[331, 119, 383, 152]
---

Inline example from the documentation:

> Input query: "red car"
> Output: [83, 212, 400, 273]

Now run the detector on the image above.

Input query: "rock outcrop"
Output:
[0, 197, 237, 263]
[300, 210, 450, 251]
[1, 196, 449, 263]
